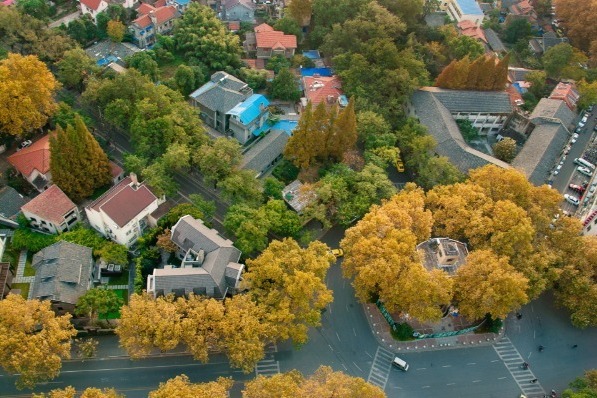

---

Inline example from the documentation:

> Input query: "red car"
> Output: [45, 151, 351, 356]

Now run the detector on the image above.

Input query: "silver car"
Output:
[577, 166, 593, 177]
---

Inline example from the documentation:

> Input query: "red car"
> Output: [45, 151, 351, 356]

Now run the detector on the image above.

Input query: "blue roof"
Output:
[270, 120, 298, 136]
[456, 0, 483, 15]
[174, 0, 190, 3]
[302, 50, 321, 60]
[227, 94, 270, 125]
[300, 67, 333, 77]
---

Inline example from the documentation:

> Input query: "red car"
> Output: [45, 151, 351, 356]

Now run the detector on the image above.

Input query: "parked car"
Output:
[571, 133, 579, 144]
[554, 164, 562, 175]
[17, 140, 32, 151]
[564, 194, 580, 206]
[569, 184, 585, 193]
[590, 183, 597, 194]
[329, 248, 344, 257]
[581, 115, 589, 123]
[588, 105, 594, 112]
[577, 166, 594, 177]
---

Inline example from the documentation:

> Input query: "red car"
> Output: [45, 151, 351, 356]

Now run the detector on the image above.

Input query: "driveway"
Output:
[49, 11, 81, 28]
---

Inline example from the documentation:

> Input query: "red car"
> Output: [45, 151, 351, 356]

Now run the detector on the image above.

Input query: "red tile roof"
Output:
[80, 0, 103, 11]
[21, 185, 77, 225]
[109, 161, 124, 179]
[255, 31, 297, 50]
[228, 21, 240, 31]
[133, 4, 177, 28]
[457, 20, 487, 42]
[7, 135, 51, 178]
[254, 23, 274, 33]
[154, 0, 166, 6]
[549, 82, 579, 110]
[88, 176, 158, 228]
[303, 76, 344, 106]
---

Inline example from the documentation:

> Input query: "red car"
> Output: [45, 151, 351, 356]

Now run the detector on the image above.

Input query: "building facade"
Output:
[441, 0, 484, 26]
[129, 4, 179, 49]
[21, 185, 80, 234]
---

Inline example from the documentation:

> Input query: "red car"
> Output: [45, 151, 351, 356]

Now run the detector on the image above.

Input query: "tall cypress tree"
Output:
[285, 102, 315, 169]
[331, 99, 357, 161]
[50, 115, 112, 202]
[492, 53, 510, 90]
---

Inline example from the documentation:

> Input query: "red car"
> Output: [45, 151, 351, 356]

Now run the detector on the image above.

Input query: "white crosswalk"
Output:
[255, 343, 280, 377]
[494, 337, 546, 398]
[367, 346, 394, 390]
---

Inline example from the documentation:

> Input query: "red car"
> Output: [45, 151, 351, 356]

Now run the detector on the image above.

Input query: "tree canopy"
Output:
[75, 288, 124, 323]
[435, 54, 509, 91]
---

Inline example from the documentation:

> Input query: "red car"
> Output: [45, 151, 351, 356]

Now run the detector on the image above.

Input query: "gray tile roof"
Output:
[512, 123, 569, 185]
[508, 67, 534, 82]
[0, 186, 27, 219]
[484, 28, 506, 52]
[410, 89, 510, 174]
[240, 130, 289, 175]
[159, 215, 243, 298]
[421, 87, 513, 114]
[31, 241, 93, 305]
[529, 98, 575, 127]
[189, 72, 251, 114]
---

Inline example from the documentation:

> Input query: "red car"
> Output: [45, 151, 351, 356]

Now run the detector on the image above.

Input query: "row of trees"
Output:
[35, 366, 386, 398]
[435, 54, 510, 91]
[117, 239, 334, 371]
[341, 166, 597, 326]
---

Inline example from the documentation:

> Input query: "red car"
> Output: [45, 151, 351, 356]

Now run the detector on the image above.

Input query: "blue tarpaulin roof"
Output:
[300, 67, 333, 77]
[227, 94, 270, 125]
[270, 120, 298, 136]
[456, 0, 483, 15]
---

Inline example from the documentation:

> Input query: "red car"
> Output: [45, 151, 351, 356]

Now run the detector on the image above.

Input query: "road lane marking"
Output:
[367, 346, 393, 391]
[353, 328, 357, 336]
[442, 365, 452, 368]
[336, 332, 341, 341]
[472, 380, 482, 383]
[416, 368, 427, 370]
[328, 345, 334, 351]
[447, 383, 456, 386]
[365, 351, 373, 358]
[498, 377, 507, 380]
[491, 360, 500, 362]
[353, 362, 363, 372]
[422, 386, 430, 389]
[493, 337, 546, 397]
[467, 362, 476, 365]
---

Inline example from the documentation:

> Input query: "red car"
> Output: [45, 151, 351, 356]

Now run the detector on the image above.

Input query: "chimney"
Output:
[149, 10, 157, 25]
[130, 172, 138, 187]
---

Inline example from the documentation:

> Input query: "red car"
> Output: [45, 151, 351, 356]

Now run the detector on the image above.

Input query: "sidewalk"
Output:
[363, 303, 503, 353]
[13, 250, 35, 299]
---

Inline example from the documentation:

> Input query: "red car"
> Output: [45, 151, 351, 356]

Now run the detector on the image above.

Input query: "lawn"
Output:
[107, 271, 129, 286]
[10, 283, 30, 299]
[23, 252, 35, 277]
[99, 289, 128, 320]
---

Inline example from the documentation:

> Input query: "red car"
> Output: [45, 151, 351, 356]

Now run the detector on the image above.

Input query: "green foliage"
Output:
[493, 137, 517, 163]
[51, 102, 92, 130]
[447, 35, 485, 59]
[160, 203, 206, 228]
[274, 16, 302, 41]
[75, 288, 123, 321]
[189, 194, 216, 221]
[390, 322, 415, 341]
[194, 137, 242, 186]
[218, 170, 264, 206]
[416, 156, 464, 190]
[173, 64, 203, 96]
[475, 313, 503, 334]
[269, 68, 300, 101]
[141, 159, 178, 197]
[95, 242, 128, 265]
[173, 3, 242, 73]
[266, 55, 292, 74]
[525, 70, 547, 97]
[263, 177, 285, 200]
[577, 79, 597, 110]
[357, 110, 396, 149]
[542, 42, 574, 78]
[56, 48, 99, 91]
[11, 228, 57, 253]
[503, 18, 532, 44]
[50, 116, 112, 202]
[126, 51, 160, 82]
[65, 16, 98, 45]
[290, 54, 315, 68]
[456, 119, 478, 142]
[562, 370, 597, 398]
[272, 159, 300, 184]
[240, 67, 268, 90]
[61, 226, 107, 252]
[16, 0, 50, 20]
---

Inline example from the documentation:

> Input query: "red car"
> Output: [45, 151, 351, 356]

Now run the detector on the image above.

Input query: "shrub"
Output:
[391, 322, 416, 341]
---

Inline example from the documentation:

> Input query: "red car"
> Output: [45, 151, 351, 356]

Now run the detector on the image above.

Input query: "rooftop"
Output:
[417, 238, 468, 276]
[455, 0, 484, 15]
[529, 98, 575, 127]
[87, 175, 159, 228]
[303, 75, 344, 106]
[21, 185, 77, 224]
[189, 71, 251, 114]
[240, 130, 289, 175]
[227, 94, 270, 125]
[80, 0, 104, 11]
[421, 87, 512, 114]
[133, 4, 178, 28]
[7, 135, 51, 177]
[0, 186, 27, 220]
[282, 180, 315, 213]
[254, 23, 297, 49]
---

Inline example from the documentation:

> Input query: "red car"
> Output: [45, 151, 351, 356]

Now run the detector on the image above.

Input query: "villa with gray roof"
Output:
[240, 130, 289, 177]
[408, 88, 510, 174]
[511, 98, 574, 185]
[30, 241, 94, 314]
[147, 215, 244, 299]
[189, 71, 253, 136]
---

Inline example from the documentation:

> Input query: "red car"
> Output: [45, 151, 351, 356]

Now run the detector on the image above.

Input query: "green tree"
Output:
[162, 143, 191, 171]
[160, 203, 205, 228]
[106, 20, 125, 43]
[16, 0, 50, 20]
[173, 64, 198, 96]
[189, 194, 216, 221]
[141, 159, 178, 197]
[65, 17, 98, 45]
[543, 42, 574, 77]
[50, 116, 112, 202]
[224, 204, 270, 254]
[75, 288, 124, 323]
[493, 137, 517, 162]
[0, 295, 77, 389]
[268, 67, 300, 101]
[263, 177, 285, 200]
[503, 18, 532, 43]
[525, 70, 547, 97]
[447, 35, 485, 59]
[274, 16, 302, 40]
[357, 111, 395, 149]
[244, 238, 334, 345]
[240, 67, 268, 90]
[577, 79, 597, 109]
[266, 55, 292, 74]
[95, 242, 128, 265]
[173, 4, 242, 72]
[56, 48, 99, 91]
[194, 138, 242, 186]
[126, 51, 160, 82]
[416, 156, 464, 189]
[218, 170, 264, 205]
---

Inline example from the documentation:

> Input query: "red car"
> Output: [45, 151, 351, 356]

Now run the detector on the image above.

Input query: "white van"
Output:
[392, 356, 409, 371]
[574, 158, 596, 170]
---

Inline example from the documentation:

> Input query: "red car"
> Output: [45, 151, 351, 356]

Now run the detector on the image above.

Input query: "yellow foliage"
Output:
[149, 375, 232, 398]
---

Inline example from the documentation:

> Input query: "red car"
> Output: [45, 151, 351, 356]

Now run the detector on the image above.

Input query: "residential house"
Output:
[240, 129, 289, 177]
[30, 241, 94, 314]
[508, 0, 537, 23]
[147, 215, 244, 298]
[79, 0, 108, 23]
[167, 0, 189, 13]
[282, 180, 315, 214]
[440, 0, 484, 26]
[226, 94, 271, 144]
[582, 208, 597, 236]
[110, 161, 125, 185]
[7, 135, 52, 192]
[457, 20, 487, 44]
[129, 3, 179, 49]
[408, 88, 511, 174]
[189, 71, 253, 135]
[0, 186, 28, 226]
[511, 98, 575, 185]
[85, 174, 165, 247]
[417, 238, 469, 276]
[21, 185, 80, 234]
[241, 58, 274, 80]
[484, 28, 506, 53]
[529, 31, 568, 55]
[301, 75, 348, 110]
[244, 23, 297, 59]
[222, 0, 255, 21]
[548, 82, 580, 111]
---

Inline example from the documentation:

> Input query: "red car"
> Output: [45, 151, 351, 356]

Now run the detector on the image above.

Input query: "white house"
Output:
[79, 0, 109, 22]
[21, 185, 81, 234]
[441, 0, 484, 26]
[85, 174, 164, 247]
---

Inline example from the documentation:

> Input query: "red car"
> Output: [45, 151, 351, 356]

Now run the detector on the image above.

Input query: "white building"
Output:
[21, 185, 81, 234]
[441, 0, 484, 26]
[79, 0, 137, 23]
[85, 174, 164, 247]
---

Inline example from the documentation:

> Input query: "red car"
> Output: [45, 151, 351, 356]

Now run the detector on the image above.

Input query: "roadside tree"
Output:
[33, 387, 124, 398]
[194, 137, 242, 187]
[75, 288, 124, 323]
[56, 48, 99, 91]
[149, 375, 232, 398]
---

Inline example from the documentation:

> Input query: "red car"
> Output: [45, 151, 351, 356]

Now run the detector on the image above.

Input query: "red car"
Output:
[569, 184, 585, 193]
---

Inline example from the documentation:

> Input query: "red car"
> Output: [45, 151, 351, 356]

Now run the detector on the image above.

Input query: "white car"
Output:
[553, 164, 562, 175]
[17, 140, 32, 151]
[571, 133, 579, 144]
[577, 166, 593, 177]
[578, 121, 586, 128]
[581, 115, 589, 123]
[564, 194, 580, 206]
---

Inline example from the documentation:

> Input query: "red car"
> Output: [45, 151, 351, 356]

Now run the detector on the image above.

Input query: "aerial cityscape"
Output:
[0, 0, 596, 397]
